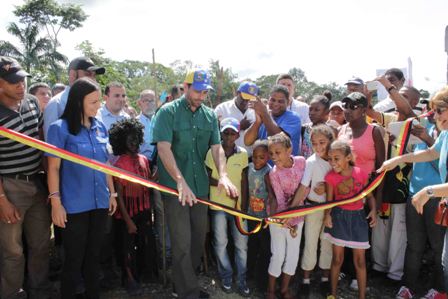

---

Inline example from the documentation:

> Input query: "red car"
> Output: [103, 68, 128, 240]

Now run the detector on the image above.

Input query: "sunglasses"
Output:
[434, 107, 448, 115]
[342, 102, 362, 110]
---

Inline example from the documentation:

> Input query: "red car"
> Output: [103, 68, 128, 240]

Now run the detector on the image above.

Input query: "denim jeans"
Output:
[210, 210, 248, 287]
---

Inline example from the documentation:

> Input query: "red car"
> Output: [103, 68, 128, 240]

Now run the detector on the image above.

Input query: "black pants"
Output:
[163, 194, 208, 299]
[114, 211, 156, 284]
[247, 220, 271, 291]
[61, 209, 108, 299]
[404, 198, 445, 292]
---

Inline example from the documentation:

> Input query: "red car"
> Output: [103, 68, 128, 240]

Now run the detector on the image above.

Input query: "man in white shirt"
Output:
[214, 81, 258, 155]
[276, 74, 310, 124]
[96, 82, 129, 131]
[373, 68, 406, 113]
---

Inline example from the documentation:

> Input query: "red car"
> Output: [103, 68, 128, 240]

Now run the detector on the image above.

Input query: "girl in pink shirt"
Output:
[324, 140, 377, 299]
[266, 132, 306, 299]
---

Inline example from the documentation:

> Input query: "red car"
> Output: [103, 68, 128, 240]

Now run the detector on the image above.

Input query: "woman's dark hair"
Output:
[311, 94, 331, 110]
[61, 77, 100, 135]
[109, 118, 144, 155]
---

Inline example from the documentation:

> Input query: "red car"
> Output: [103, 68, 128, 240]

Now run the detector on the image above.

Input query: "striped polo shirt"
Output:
[0, 95, 43, 175]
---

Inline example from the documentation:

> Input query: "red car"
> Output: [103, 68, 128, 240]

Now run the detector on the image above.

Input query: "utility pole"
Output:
[152, 48, 159, 106]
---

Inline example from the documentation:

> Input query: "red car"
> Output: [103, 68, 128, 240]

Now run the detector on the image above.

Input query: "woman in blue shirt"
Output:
[47, 77, 117, 299]
[379, 86, 448, 297]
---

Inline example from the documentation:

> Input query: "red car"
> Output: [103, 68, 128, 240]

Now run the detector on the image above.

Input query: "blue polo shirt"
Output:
[46, 118, 110, 214]
[258, 110, 302, 155]
[433, 130, 448, 183]
[409, 123, 441, 195]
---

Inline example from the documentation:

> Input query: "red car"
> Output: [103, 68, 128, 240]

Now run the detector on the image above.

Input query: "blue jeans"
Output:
[210, 210, 248, 287]
[443, 228, 448, 292]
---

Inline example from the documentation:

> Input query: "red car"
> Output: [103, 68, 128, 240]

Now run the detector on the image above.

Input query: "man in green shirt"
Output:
[152, 69, 238, 299]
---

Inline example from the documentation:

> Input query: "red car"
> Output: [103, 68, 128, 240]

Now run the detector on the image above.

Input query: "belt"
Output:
[2, 173, 39, 182]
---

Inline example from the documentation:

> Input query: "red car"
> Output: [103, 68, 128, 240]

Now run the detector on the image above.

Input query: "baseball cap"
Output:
[345, 77, 364, 86]
[237, 81, 259, 100]
[0, 56, 31, 84]
[184, 69, 213, 91]
[68, 57, 105, 75]
[329, 101, 343, 110]
[342, 92, 368, 107]
[220, 117, 240, 133]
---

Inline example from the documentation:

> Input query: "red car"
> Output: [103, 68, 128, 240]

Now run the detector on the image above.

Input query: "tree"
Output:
[0, 22, 65, 82]
[13, 0, 88, 80]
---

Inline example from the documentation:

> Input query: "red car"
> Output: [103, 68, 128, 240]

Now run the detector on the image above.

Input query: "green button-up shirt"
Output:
[152, 96, 220, 198]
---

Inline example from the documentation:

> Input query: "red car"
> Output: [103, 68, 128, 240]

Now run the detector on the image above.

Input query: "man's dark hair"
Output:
[276, 73, 294, 83]
[270, 84, 290, 100]
[385, 68, 405, 80]
[109, 118, 144, 156]
[402, 85, 421, 97]
[171, 85, 183, 97]
[52, 83, 65, 95]
[104, 82, 124, 96]
[28, 82, 50, 95]
[61, 77, 100, 135]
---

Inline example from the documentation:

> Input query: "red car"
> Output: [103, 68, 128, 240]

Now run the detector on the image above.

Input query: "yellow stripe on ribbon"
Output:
[0, 113, 423, 235]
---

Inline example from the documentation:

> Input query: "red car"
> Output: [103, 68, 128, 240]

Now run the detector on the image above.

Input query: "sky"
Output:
[1, 0, 447, 94]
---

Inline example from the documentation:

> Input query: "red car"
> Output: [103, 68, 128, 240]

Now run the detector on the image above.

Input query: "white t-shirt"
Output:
[289, 99, 310, 124]
[301, 154, 332, 203]
[374, 96, 395, 113]
[214, 98, 255, 155]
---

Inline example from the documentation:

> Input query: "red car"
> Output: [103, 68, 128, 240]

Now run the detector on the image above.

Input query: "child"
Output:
[291, 124, 335, 297]
[246, 140, 272, 291]
[301, 95, 330, 159]
[323, 140, 377, 299]
[205, 117, 250, 297]
[266, 132, 306, 299]
[109, 119, 153, 296]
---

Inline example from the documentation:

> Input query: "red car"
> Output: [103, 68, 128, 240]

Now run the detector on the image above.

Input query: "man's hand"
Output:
[248, 97, 269, 121]
[126, 220, 138, 234]
[177, 178, 197, 207]
[377, 156, 401, 173]
[0, 196, 21, 224]
[217, 175, 239, 199]
[239, 116, 252, 131]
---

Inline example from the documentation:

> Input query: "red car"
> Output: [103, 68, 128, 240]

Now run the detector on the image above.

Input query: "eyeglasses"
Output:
[342, 102, 361, 110]
[434, 107, 448, 115]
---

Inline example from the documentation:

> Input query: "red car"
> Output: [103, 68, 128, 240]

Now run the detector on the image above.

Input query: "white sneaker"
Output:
[349, 279, 358, 291]
[421, 288, 447, 299]
[396, 286, 413, 299]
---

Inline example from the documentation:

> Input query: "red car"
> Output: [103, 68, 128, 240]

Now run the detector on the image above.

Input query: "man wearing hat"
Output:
[345, 77, 365, 94]
[0, 56, 51, 299]
[214, 81, 258, 155]
[43, 56, 105, 138]
[152, 69, 238, 299]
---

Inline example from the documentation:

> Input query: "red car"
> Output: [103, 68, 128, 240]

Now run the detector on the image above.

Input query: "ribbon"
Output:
[0, 113, 423, 235]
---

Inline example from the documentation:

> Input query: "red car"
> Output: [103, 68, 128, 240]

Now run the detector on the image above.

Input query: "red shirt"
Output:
[325, 166, 368, 210]
[113, 154, 151, 218]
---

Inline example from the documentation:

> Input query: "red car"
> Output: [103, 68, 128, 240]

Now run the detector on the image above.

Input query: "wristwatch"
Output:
[426, 186, 434, 198]
[110, 192, 118, 198]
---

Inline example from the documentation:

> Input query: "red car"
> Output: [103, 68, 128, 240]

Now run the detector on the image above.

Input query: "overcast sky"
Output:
[1, 0, 447, 93]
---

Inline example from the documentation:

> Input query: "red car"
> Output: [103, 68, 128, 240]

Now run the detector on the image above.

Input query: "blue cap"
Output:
[184, 69, 213, 91]
[220, 117, 240, 133]
[237, 81, 259, 100]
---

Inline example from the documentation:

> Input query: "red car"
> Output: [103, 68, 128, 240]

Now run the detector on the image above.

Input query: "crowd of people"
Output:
[0, 54, 447, 299]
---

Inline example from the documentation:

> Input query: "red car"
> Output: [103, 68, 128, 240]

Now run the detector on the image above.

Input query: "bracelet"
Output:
[110, 192, 118, 198]
[387, 85, 396, 93]
[48, 191, 60, 199]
